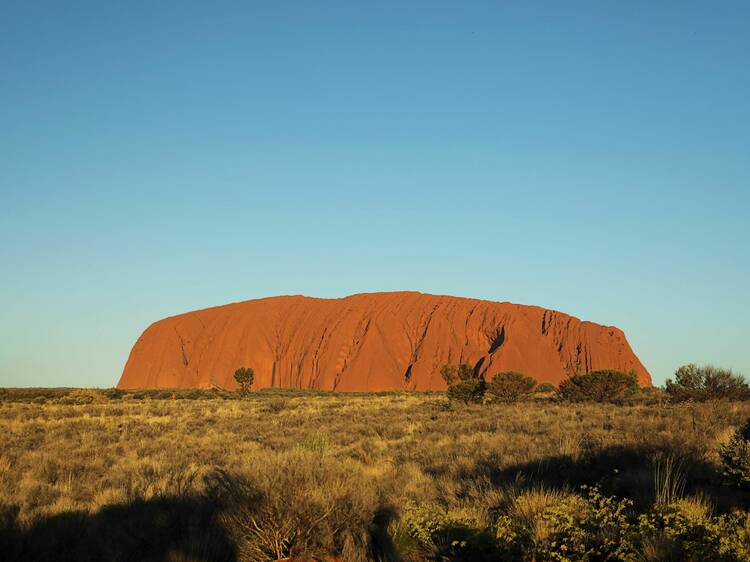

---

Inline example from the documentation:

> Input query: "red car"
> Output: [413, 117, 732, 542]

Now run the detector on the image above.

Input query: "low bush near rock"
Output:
[487, 372, 536, 403]
[557, 370, 638, 402]
[666, 364, 750, 402]
[441, 364, 487, 404]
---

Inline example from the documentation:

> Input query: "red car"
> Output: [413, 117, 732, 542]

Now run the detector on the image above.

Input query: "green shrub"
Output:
[399, 501, 499, 561]
[487, 372, 536, 402]
[233, 367, 255, 395]
[638, 499, 750, 561]
[499, 486, 750, 561]
[720, 418, 750, 488]
[441, 364, 487, 405]
[447, 381, 487, 405]
[535, 382, 556, 393]
[557, 370, 638, 402]
[665, 364, 750, 402]
[539, 485, 638, 561]
[395, 487, 750, 561]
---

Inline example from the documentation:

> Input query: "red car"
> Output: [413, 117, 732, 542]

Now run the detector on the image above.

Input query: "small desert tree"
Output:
[441, 363, 487, 404]
[488, 371, 536, 402]
[665, 364, 749, 402]
[557, 370, 638, 402]
[233, 367, 255, 395]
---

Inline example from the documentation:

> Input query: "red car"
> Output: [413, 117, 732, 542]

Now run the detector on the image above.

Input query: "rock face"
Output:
[117, 292, 651, 390]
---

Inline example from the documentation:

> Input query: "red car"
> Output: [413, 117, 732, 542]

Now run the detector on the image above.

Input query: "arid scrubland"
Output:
[3, 389, 750, 561]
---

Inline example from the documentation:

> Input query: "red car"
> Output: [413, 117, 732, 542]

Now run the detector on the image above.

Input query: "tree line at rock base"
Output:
[222, 363, 750, 405]
[438, 363, 749, 405]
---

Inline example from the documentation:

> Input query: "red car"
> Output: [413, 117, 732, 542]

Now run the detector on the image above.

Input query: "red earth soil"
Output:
[117, 292, 651, 391]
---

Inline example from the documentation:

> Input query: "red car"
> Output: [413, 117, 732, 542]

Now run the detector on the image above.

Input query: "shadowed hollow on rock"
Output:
[118, 292, 650, 391]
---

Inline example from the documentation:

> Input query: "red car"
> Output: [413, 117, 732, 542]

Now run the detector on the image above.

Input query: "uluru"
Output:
[118, 292, 651, 390]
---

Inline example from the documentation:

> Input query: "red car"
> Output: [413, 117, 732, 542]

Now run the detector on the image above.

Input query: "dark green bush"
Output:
[441, 364, 487, 404]
[557, 370, 638, 402]
[487, 372, 536, 402]
[233, 367, 255, 395]
[665, 364, 750, 402]
[720, 418, 750, 488]
[535, 382, 556, 393]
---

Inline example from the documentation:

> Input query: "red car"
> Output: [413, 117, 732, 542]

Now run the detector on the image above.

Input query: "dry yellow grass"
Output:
[2, 389, 750, 561]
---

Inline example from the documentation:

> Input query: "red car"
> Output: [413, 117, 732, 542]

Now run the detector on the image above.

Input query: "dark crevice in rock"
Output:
[174, 329, 189, 367]
[488, 326, 506, 354]
[473, 356, 486, 378]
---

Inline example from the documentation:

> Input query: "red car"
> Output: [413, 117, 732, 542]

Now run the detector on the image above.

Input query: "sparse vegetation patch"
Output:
[2, 388, 750, 561]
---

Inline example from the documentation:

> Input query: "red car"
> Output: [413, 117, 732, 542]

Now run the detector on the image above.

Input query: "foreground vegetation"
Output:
[3, 388, 750, 561]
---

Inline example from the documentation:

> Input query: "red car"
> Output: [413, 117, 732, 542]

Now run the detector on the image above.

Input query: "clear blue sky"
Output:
[1, 1, 748, 387]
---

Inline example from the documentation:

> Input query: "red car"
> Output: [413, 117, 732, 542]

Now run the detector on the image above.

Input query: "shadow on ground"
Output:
[0, 495, 236, 562]
[471, 444, 750, 512]
[3, 446, 750, 562]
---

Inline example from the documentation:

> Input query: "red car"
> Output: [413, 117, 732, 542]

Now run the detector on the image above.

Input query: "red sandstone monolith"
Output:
[117, 292, 651, 390]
